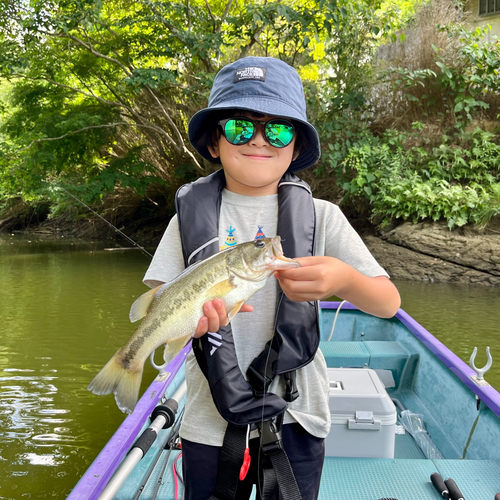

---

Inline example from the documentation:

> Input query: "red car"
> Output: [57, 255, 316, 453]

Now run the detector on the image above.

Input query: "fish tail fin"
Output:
[87, 350, 143, 414]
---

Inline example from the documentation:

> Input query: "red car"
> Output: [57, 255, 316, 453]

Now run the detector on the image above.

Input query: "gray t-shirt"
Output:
[144, 189, 388, 446]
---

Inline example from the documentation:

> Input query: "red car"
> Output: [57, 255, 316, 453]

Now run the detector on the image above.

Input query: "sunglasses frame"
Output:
[218, 117, 296, 148]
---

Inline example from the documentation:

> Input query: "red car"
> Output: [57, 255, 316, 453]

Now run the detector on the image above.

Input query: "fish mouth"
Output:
[266, 236, 301, 270]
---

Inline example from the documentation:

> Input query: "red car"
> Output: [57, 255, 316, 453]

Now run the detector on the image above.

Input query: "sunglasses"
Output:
[218, 117, 295, 148]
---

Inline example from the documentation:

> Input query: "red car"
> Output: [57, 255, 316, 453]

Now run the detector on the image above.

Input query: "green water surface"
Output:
[0, 234, 498, 499]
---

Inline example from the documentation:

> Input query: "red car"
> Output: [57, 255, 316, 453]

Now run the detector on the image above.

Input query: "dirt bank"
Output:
[363, 221, 500, 286]
[4, 210, 500, 286]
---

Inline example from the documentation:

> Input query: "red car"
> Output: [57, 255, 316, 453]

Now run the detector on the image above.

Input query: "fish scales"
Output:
[88, 237, 300, 413]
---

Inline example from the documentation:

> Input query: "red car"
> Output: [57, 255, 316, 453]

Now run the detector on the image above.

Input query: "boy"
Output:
[144, 56, 400, 500]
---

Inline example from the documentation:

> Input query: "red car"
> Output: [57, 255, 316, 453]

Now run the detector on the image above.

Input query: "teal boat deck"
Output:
[114, 444, 500, 499]
[105, 306, 500, 500]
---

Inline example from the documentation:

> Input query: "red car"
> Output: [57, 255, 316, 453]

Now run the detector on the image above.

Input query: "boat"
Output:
[68, 301, 500, 500]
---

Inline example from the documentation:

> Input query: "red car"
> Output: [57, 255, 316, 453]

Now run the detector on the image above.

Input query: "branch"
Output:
[187, 0, 192, 30]
[239, 0, 280, 58]
[146, 87, 204, 172]
[204, 0, 217, 32]
[239, 24, 267, 59]
[220, 0, 234, 25]
[12, 72, 131, 110]
[11, 62, 205, 171]
[19, 122, 160, 150]
[54, 32, 134, 77]
[11, 72, 179, 152]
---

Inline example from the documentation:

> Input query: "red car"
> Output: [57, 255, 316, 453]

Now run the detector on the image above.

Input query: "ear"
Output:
[208, 144, 219, 159]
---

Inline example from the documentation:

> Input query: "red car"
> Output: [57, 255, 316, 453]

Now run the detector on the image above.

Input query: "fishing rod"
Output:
[55, 185, 153, 259]
[98, 381, 187, 500]
[135, 405, 186, 500]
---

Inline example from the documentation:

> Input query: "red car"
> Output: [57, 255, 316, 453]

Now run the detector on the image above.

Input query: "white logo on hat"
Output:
[233, 67, 267, 83]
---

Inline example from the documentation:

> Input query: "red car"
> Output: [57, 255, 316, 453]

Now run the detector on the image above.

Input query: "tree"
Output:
[0, 0, 397, 210]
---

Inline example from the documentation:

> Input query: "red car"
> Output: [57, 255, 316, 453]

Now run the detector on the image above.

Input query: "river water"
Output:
[0, 234, 499, 499]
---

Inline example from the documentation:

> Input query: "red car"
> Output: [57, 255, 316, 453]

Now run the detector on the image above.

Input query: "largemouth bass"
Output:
[88, 236, 300, 414]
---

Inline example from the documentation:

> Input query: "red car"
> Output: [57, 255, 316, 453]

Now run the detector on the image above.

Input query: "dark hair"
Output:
[191, 109, 307, 165]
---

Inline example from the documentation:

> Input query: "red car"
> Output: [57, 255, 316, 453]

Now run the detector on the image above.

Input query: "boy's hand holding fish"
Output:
[196, 253, 400, 336]
[194, 299, 253, 338]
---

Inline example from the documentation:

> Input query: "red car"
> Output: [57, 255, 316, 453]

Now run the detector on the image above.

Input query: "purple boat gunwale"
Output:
[67, 343, 192, 500]
[320, 301, 500, 419]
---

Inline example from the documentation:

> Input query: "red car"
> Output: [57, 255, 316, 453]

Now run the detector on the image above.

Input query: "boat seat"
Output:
[319, 340, 411, 389]
[319, 341, 370, 367]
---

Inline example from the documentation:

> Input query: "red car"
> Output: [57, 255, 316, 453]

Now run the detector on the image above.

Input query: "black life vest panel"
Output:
[175, 169, 320, 426]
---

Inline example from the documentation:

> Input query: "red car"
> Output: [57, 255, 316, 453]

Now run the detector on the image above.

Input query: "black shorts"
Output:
[181, 422, 325, 500]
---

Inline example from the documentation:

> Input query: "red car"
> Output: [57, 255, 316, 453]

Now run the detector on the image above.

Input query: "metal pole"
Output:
[98, 381, 187, 500]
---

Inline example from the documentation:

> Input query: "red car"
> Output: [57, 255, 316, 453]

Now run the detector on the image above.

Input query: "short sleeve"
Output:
[143, 214, 186, 288]
[314, 199, 389, 279]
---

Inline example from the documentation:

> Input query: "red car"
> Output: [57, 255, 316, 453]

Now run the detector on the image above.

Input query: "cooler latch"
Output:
[348, 411, 381, 431]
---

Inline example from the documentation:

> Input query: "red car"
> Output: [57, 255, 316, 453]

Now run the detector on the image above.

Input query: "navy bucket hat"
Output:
[188, 56, 321, 172]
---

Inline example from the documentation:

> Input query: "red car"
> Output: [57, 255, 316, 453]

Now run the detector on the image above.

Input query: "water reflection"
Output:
[0, 234, 149, 498]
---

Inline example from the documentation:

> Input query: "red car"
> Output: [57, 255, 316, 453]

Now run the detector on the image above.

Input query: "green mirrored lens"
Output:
[224, 119, 255, 145]
[265, 122, 294, 147]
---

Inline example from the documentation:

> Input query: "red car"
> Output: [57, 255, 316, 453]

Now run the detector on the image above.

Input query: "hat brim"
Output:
[188, 98, 321, 173]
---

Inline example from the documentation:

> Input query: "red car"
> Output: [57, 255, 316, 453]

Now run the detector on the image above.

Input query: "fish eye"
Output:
[254, 240, 265, 248]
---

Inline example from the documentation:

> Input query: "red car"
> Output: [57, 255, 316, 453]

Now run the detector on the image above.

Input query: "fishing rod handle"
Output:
[431, 473, 450, 499]
[444, 477, 464, 500]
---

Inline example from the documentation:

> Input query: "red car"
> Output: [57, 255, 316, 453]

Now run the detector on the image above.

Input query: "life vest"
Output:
[175, 169, 320, 500]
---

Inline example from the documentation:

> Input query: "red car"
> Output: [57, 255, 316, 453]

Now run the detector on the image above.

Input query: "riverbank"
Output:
[3, 209, 500, 286]
[364, 221, 500, 286]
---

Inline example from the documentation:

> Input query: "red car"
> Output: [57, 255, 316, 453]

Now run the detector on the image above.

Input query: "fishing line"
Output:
[55, 185, 153, 259]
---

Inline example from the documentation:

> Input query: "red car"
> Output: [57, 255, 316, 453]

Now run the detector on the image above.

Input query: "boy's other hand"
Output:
[273, 256, 345, 302]
[274, 256, 401, 318]
[194, 299, 254, 338]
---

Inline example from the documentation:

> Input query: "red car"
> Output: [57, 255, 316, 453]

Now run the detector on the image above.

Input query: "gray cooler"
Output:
[325, 368, 396, 458]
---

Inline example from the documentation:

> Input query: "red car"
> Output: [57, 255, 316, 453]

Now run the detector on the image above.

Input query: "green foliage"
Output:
[0, 0, 403, 217]
[340, 128, 500, 229]
[0, 0, 499, 233]
[380, 23, 500, 130]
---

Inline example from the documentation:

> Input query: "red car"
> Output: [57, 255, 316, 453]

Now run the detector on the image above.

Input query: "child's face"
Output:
[208, 111, 297, 196]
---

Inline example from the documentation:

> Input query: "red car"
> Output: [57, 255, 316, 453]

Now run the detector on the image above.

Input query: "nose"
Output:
[249, 123, 268, 146]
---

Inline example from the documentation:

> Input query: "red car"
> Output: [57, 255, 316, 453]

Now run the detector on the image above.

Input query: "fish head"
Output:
[228, 236, 300, 280]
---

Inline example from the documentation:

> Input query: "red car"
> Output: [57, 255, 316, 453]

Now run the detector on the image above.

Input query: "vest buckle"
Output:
[257, 414, 284, 456]
[246, 344, 280, 396]
[284, 371, 299, 402]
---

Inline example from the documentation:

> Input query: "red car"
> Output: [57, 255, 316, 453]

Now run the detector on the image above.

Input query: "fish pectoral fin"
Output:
[206, 278, 237, 299]
[163, 335, 192, 365]
[227, 300, 245, 323]
[129, 284, 166, 323]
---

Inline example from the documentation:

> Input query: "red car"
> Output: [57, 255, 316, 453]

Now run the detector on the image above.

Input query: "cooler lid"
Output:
[328, 368, 396, 416]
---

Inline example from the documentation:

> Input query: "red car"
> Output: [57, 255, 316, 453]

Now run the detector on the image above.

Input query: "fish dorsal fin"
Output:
[129, 284, 166, 323]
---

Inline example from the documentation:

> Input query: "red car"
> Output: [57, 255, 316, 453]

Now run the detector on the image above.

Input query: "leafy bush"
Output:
[340, 127, 500, 228]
